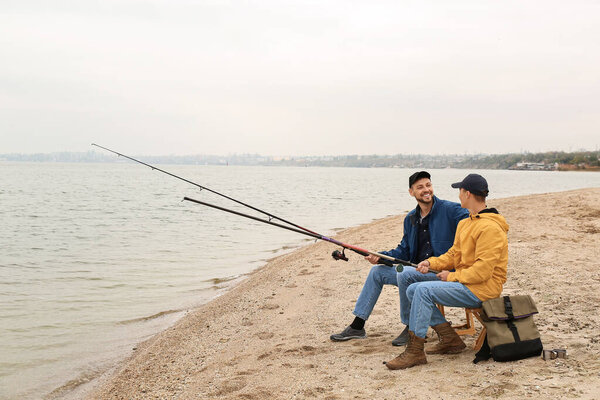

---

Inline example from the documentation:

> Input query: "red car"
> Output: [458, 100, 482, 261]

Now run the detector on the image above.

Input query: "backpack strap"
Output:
[503, 296, 521, 342]
[473, 334, 491, 364]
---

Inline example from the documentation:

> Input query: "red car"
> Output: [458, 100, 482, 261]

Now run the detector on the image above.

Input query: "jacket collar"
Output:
[409, 196, 438, 225]
[470, 207, 500, 219]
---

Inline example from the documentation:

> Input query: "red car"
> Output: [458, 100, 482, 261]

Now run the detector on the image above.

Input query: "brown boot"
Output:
[385, 331, 427, 370]
[426, 322, 466, 354]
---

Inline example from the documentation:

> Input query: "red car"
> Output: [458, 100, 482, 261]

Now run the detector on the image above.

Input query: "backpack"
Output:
[473, 295, 543, 363]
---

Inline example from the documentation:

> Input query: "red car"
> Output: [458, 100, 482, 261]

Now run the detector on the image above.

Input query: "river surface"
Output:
[1, 162, 598, 399]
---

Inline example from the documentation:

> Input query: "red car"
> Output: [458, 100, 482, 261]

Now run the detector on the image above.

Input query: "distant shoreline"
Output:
[1, 149, 599, 171]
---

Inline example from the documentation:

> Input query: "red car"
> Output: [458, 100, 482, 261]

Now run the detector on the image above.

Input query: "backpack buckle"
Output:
[542, 349, 568, 360]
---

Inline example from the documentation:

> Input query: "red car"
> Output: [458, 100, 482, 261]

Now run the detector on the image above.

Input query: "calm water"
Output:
[1, 162, 599, 399]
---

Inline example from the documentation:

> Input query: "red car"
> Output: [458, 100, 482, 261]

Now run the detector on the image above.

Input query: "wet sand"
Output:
[87, 188, 600, 399]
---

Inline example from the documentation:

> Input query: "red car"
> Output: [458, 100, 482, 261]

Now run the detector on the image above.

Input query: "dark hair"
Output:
[472, 193, 487, 202]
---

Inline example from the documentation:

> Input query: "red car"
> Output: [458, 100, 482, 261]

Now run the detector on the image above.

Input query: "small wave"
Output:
[5, 324, 63, 333]
[98, 283, 127, 289]
[0, 355, 62, 371]
[0, 263, 24, 268]
[157, 249, 175, 253]
[202, 276, 238, 285]
[117, 309, 181, 325]
[23, 340, 73, 352]
[269, 244, 300, 253]
[47, 369, 102, 399]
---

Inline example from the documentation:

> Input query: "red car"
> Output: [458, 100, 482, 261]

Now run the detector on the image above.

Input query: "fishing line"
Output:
[183, 196, 423, 270]
[92, 143, 320, 235]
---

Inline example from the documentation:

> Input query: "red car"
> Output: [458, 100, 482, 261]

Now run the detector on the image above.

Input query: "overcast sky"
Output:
[1, 0, 599, 156]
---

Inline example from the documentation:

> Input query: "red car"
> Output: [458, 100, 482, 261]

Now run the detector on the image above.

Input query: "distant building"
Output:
[510, 162, 557, 171]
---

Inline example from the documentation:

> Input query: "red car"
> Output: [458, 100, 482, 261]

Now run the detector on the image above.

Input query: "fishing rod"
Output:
[91, 143, 321, 236]
[183, 196, 426, 271]
[93, 143, 427, 269]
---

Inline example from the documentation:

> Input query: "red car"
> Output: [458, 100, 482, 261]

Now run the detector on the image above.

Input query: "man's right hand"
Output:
[416, 260, 430, 274]
[365, 254, 380, 264]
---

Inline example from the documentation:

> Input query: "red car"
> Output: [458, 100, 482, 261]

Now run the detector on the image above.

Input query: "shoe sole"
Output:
[330, 335, 367, 342]
[385, 358, 427, 370]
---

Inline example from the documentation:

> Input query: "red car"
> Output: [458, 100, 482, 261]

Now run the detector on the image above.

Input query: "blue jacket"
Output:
[380, 196, 469, 264]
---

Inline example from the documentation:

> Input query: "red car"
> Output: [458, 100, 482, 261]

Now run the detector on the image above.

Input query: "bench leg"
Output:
[436, 305, 485, 350]
[471, 309, 486, 351]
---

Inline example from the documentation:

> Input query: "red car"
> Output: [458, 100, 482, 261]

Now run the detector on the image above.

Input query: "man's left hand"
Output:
[437, 270, 450, 281]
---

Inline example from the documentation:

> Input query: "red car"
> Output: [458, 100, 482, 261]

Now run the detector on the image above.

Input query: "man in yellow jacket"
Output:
[386, 173, 509, 370]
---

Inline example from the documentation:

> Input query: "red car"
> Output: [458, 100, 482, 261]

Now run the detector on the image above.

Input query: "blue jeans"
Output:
[397, 266, 440, 325]
[353, 265, 399, 320]
[406, 281, 482, 338]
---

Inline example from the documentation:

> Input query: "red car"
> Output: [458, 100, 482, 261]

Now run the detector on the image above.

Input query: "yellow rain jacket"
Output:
[427, 209, 509, 301]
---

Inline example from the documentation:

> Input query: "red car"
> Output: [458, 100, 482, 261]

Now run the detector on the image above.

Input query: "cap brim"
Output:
[451, 182, 462, 188]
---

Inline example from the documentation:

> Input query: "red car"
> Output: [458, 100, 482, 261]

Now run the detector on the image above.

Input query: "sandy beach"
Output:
[84, 188, 600, 399]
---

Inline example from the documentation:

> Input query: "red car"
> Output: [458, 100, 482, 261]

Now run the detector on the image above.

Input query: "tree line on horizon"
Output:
[1, 150, 598, 170]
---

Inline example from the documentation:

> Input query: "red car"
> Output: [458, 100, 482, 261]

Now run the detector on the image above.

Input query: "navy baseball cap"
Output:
[451, 174, 489, 196]
[408, 171, 431, 187]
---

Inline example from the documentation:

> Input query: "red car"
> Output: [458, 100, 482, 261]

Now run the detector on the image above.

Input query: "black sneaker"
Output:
[330, 326, 367, 341]
[391, 325, 410, 346]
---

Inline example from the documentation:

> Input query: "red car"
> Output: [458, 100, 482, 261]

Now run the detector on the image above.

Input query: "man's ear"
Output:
[408, 187, 414, 197]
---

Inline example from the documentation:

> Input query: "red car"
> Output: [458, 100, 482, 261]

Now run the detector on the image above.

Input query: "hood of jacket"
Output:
[470, 208, 509, 234]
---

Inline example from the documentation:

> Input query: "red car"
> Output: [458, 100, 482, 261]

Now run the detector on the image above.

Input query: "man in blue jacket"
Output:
[330, 171, 468, 345]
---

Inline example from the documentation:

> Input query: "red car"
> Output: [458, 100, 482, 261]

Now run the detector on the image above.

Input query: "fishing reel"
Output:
[332, 248, 349, 262]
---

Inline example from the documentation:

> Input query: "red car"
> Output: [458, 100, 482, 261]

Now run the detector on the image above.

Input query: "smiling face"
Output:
[409, 178, 433, 205]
